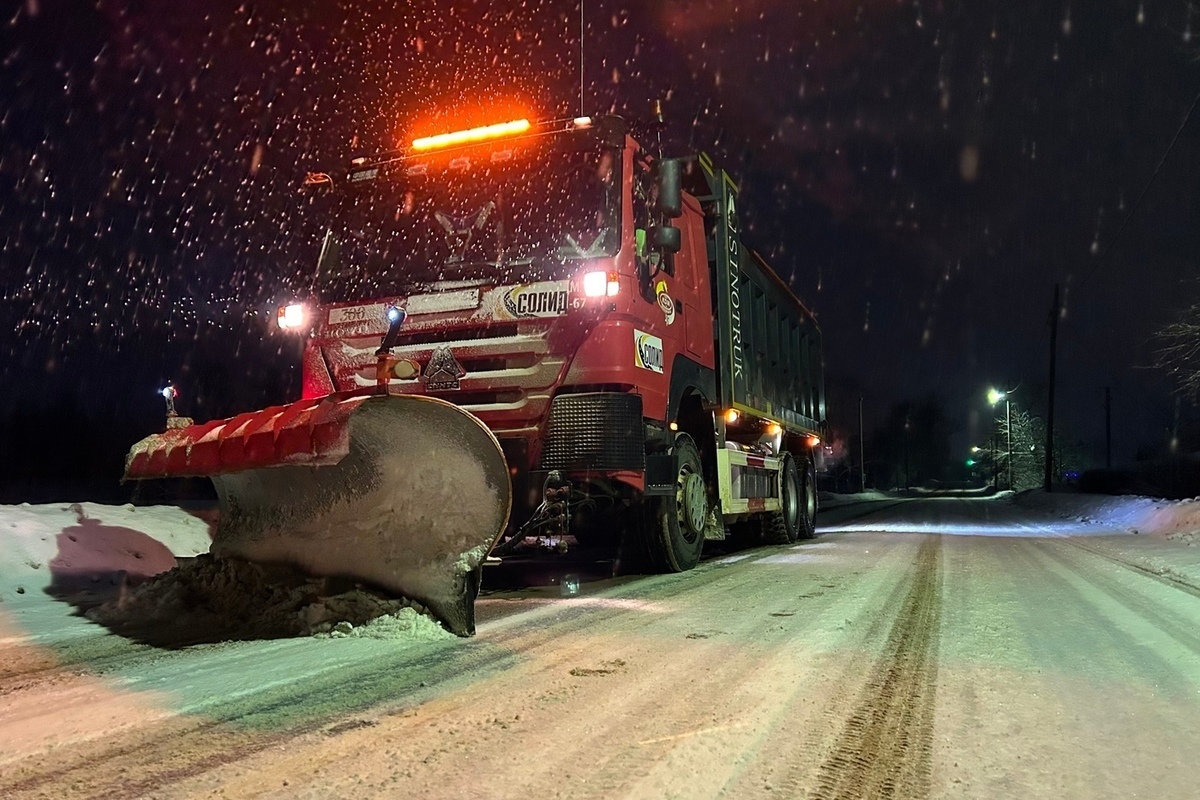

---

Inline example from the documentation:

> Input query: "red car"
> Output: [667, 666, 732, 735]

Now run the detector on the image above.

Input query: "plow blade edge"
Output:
[125, 394, 511, 635]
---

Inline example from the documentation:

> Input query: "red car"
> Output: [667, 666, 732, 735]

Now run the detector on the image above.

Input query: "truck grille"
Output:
[538, 393, 644, 472]
[331, 327, 563, 430]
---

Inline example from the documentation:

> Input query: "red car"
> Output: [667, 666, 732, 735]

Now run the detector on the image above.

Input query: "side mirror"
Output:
[655, 159, 682, 218]
[309, 227, 343, 291]
[315, 229, 341, 280]
[651, 225, 681, 254]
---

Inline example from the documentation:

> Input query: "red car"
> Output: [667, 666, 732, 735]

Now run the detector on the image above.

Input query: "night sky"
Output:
[2, 0, 1198, 498]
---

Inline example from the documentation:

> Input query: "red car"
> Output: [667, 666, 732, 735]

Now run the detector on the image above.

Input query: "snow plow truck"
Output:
[125, 114, 826, 636]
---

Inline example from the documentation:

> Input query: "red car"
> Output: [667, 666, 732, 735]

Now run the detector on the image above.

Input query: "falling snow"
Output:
[0, 1, 1197, 488]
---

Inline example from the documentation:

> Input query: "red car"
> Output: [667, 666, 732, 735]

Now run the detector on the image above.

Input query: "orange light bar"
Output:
[411, 118, 531, 152]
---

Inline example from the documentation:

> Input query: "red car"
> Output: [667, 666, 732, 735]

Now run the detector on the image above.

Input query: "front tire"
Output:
[645, 434, 707, 572]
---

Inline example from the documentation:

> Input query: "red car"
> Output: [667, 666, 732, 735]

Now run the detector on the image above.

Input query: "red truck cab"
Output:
[287, 115, 823, 572]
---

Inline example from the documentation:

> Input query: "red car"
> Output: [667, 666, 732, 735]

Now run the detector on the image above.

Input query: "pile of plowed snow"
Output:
[0, 502, 450, 642]
[87, 554, 451, 641]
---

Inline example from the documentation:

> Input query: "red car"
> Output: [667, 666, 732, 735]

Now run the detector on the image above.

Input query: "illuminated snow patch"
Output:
[406, 288, 480, 315]
[820, 520, 1111, 537]
[478, 596, 670, 613]
[560, 597, 671, 612]
[754, 552, 820, 564]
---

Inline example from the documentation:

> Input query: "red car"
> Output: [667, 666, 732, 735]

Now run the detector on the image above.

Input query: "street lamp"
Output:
[967, 446, 982, 475]
[989, 387, 1012, 491]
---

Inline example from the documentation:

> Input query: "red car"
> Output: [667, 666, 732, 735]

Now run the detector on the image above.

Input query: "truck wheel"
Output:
[646, 434, 707, 572]
[762, 453, 802, 544]
[798, 457, 817, 540]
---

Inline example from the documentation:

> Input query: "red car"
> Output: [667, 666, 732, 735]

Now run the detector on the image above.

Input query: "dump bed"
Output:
[696, 153, 825, 435]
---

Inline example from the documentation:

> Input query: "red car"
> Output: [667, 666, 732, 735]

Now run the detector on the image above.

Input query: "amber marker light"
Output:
[411, 119, 531, 152]
[765, 422, 783, 436]
[724, 409, 740, 425]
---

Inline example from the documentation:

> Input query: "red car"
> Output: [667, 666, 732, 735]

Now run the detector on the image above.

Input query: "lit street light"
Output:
[966, 446, 987, 475]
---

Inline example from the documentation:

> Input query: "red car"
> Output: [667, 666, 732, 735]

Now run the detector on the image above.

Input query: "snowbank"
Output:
[1012, 490, 1200, 588]
[0, 502, 212, 602]
[1013, 490, 1200, 543]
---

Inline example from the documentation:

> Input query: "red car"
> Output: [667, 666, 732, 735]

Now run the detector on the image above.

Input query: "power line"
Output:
[1077, 85, 1200, 293]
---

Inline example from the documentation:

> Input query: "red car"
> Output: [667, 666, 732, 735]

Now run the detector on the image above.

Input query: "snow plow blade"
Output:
[124, 393, 511, 635]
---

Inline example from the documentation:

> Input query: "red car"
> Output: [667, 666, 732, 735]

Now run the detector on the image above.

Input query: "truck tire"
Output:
[798, 456, 817, 539]
[762, 453, 802, 544]
[646, 434, 707, 572]
[761, 454, 818, 544]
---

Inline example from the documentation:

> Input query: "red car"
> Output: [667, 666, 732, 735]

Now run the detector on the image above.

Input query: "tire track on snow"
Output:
[809, 534, 942, 800]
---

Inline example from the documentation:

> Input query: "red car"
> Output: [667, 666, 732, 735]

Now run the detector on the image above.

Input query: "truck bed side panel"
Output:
[703, 154, 825, 434]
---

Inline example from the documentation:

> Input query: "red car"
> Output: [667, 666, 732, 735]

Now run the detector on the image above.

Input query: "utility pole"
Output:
[1006, 399, 1012, 490]
[1045, 284, 1060, 492]
[1172, 395, 1182, 454]
[858, 394, 866, 493]
[904, 416, 911, 490]
[1104, 386, 1112, 468]
[992, 430, 999, 489]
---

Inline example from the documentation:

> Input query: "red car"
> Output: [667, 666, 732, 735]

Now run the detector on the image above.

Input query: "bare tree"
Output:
[994, 407, 1088, 489]
[996, 408, 1045, 491]
[1154, 302, 1200, 400]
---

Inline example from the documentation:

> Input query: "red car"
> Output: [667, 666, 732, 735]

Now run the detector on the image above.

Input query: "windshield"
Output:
[311, 141, 621, 303]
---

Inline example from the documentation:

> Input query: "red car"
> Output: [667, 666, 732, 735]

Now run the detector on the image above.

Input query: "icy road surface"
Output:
[4, 496, 1200, 799]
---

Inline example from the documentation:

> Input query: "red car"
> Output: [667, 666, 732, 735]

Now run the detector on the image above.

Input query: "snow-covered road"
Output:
[4, 496, 1200, 798]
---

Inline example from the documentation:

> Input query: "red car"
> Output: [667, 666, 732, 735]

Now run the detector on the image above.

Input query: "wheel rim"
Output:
[678, 468, 707, 540]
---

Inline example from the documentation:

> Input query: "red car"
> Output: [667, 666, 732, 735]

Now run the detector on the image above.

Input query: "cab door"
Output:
[632, 158, 709, 363]
[676, 198, 714, 364]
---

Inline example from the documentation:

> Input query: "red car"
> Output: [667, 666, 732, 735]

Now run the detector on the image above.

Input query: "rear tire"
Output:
[762, 454, 818, 544]
[644, 434, 707, 572]
[762, 453, 802, 544]
[798, 457, 817, 540]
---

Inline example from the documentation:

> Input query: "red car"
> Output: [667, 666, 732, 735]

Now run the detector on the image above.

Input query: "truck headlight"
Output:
[582, 270, 619, 298]
[276, 302, 310, 331]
